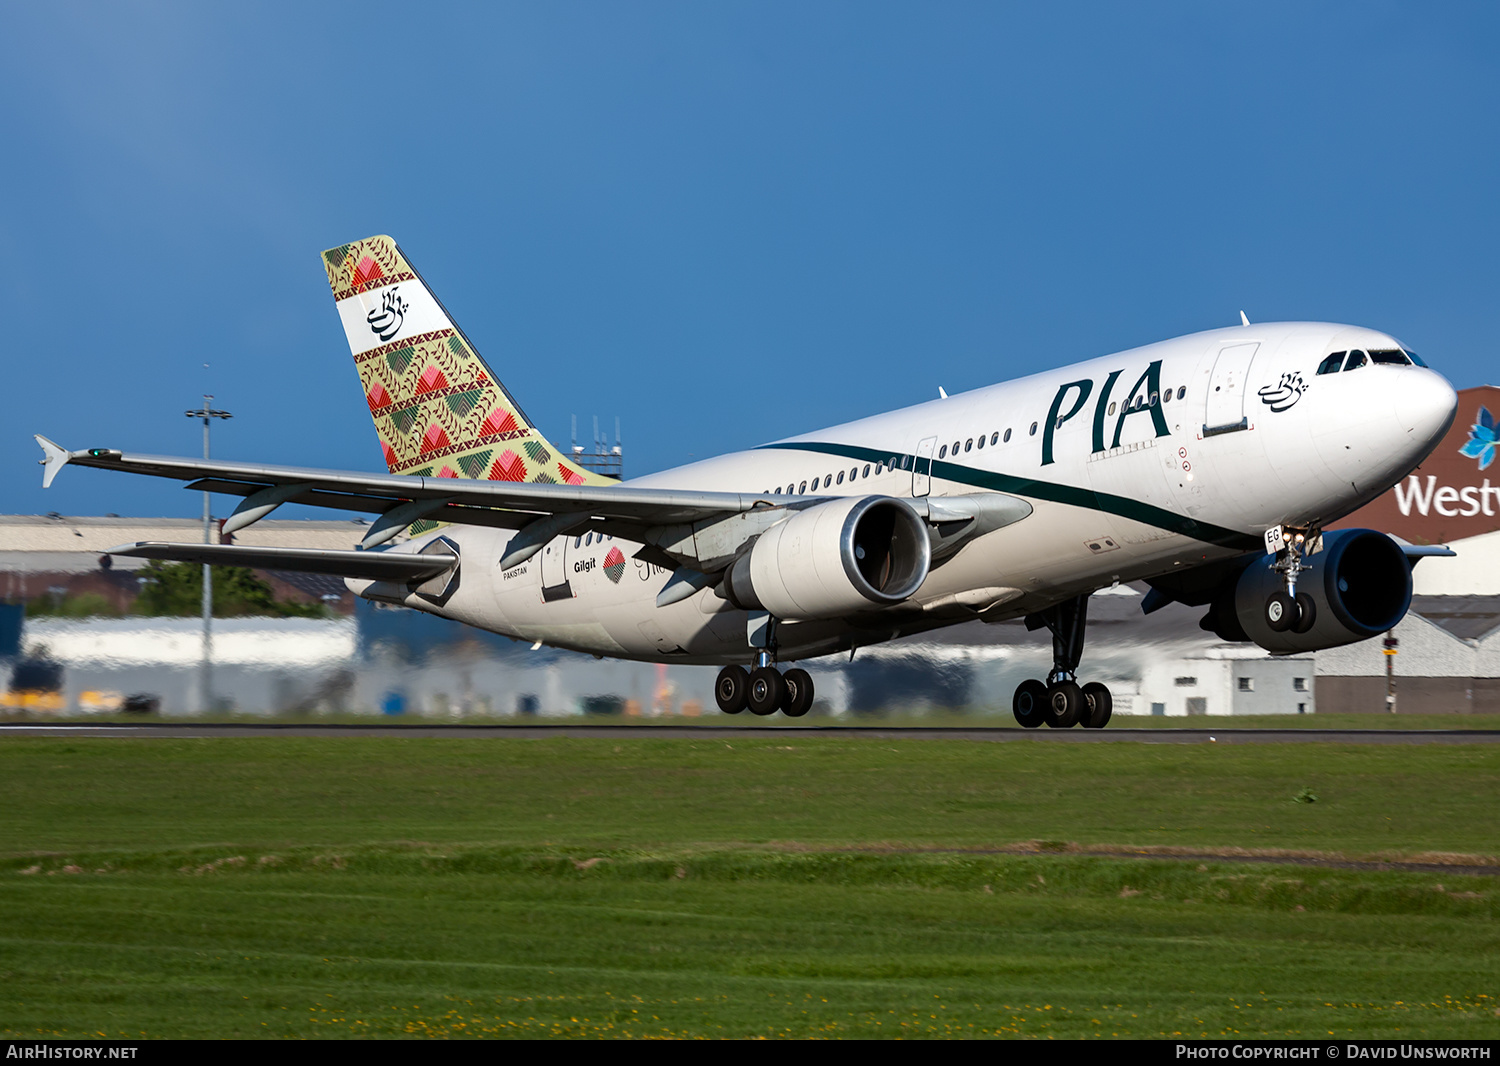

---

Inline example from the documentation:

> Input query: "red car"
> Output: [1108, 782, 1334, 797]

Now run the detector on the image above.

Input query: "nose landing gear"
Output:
[1011, 593, 1114, 729]
[1264, 524, 1319, 635]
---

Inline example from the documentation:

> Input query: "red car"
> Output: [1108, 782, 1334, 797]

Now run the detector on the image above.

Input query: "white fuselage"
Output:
[372, 322, 1457, 665]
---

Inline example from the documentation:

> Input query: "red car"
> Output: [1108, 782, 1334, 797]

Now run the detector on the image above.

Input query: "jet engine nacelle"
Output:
[722, 495, 930, 620]
[1204, 528, 1412, 653]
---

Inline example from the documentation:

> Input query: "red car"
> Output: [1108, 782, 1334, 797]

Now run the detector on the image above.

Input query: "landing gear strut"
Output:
[713, 614, 816, 718]
[1012, 593, 1112, 729]
[1265, 524, 1319, 635]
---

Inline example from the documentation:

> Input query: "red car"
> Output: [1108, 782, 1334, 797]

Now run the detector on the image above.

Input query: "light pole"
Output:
[186, 396, 231, 712]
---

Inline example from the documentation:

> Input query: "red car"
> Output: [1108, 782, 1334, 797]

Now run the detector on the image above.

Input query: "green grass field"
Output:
[1, 736, 1497, 1039]
[12, 710, 1500, 728]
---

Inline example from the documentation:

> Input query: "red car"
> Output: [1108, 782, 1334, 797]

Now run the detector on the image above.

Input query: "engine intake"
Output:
[1204, 528, 1412, 653]
[723, 495, 930, 620]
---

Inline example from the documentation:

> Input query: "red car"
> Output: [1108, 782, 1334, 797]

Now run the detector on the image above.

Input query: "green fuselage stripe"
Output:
[760, 441, 1261, 551]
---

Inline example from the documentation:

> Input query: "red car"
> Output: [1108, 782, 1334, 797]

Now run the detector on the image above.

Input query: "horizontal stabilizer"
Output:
[105, 542, 457, 581]
[34, 435, 72, 489]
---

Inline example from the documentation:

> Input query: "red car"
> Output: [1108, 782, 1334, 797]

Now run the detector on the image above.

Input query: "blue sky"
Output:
[3, 3, 1497, 519]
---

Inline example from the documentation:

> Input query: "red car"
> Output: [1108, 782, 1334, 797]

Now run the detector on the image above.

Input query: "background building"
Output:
[1317, 384, 1500, 714]
[4, 392, 1498, 718]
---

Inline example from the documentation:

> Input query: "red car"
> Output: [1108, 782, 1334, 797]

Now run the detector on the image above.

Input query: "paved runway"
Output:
[3, 722, 1498, 743]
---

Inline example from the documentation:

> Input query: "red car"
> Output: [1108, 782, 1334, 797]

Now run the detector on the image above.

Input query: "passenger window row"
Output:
[573, 533, 615, 548]
[935, 422, 1031, 460]
[1099, 386, 1187, 421]
[940, 387, 1190, 456]
[767, 458, 904, 496]
[764, 382, 1202, 493]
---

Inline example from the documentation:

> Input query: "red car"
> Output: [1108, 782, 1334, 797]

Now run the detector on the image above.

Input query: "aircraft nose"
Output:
[1396, 369, 1459, 448]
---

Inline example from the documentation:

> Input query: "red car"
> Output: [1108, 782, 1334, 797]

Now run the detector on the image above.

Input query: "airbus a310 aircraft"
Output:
[36, 235, 1459, 726]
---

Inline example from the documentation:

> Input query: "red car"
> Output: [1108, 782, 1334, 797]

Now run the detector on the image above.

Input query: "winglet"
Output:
[34, 435, 71, 489]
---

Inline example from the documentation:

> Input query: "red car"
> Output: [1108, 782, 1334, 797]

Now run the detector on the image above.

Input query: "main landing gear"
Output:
[1263, 524, 1319, 635]
[1012, 593, 1113, 729]
[714, 613, 815, 718]
[714, 664, 815, 717]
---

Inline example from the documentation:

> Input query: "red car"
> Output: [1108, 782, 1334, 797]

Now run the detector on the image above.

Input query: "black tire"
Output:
[1265, 592, 1296, 632]
[714, 666, 749, 714]
[781, 668, 814, 717]
[1081, 681, 1113, 729]
[747, 667, 786, 716]
[1293, 592, 1317, 634]
[1044, 680, 1083, 728]
[1013, 678, 1047, 728]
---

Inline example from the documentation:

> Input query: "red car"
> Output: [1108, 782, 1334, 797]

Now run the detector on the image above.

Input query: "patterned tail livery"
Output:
[322, 236, 611, 509]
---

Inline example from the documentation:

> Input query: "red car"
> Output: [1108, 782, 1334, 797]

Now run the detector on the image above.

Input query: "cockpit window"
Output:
[1404, 349, 1428, 368]
[1369, 349, 1410, 366]
[1344, 349, 1368, 371]
[1317, 351, 1347, 375]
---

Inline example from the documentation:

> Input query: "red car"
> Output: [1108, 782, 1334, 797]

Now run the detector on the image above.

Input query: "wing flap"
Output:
[183, 479, 543, 531]
[106, 542, 457, 581]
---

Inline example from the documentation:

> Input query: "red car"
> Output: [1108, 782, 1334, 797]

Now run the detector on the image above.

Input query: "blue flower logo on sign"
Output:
[1459, 405, 1498, 470]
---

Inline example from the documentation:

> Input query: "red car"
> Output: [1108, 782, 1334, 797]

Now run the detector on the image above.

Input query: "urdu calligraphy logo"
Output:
[366, 287, 408, 342]
[1257, 371, 1306, 413]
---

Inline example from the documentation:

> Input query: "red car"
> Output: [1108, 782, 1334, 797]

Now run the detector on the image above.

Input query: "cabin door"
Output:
[539, 537, 574, 603]
[912, 436, 938, 497]
[1203, 342, 1260, 435]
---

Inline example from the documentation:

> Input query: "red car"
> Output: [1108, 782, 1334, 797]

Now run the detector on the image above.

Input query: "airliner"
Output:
[35, 235, 1459, 726]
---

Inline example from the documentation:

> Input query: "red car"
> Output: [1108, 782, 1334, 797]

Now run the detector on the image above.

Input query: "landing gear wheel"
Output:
[1044, 680, 1083, 728]
[715, 666, 750, 714]
[781, 668, 814, 717]
[1265, 592, 1297, 632]
[747, 666, 786, 716]
[1080, 682, 1113, 729]
[1013, 678, 1047, 728]
[1293, 593, 1317, 634]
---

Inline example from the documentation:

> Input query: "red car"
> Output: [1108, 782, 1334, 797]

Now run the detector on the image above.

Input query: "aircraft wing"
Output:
[1395, 541, 1457, 567]
[37, 435, 1032, 573]
[36, 436, 772, 528]
[105, 541, 458, 581]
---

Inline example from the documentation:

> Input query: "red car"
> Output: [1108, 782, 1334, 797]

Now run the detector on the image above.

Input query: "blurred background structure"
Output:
[5, 6, 1498, 719]
[6, 382, 1500, 719]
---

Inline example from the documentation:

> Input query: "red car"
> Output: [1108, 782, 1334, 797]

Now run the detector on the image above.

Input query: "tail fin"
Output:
[322, 235, 612, 494]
